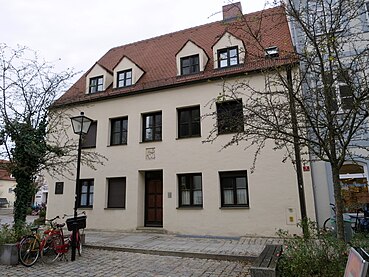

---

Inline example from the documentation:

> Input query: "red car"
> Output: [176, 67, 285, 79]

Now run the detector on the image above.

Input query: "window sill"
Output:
[81, 146, 96, 149]
[176, 135, 201, 140]
[140, 140, 162, 144]
[104, 207, 126, 210]
[219, 206, 249, 210]
[78, 207, 93, 210]
[176, 206, 203, 210]
[108, 143, 128, 147]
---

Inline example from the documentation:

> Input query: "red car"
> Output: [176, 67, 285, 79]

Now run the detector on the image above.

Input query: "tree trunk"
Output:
[331, 164, 345, 240]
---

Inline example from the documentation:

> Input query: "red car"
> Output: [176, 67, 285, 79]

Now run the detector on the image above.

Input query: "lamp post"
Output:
[70, 112, 93, 261]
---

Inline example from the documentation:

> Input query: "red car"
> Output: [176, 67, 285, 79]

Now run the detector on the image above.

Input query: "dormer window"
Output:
[89, 76, 103, 93]
[265, 46, 279, 58]
[180, 55, 200, 75]
[218, 47, 239, 68]
[117, 69, 132, 88]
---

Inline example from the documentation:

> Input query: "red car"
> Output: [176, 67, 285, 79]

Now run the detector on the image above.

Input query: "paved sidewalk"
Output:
[84, 230, 283, 262]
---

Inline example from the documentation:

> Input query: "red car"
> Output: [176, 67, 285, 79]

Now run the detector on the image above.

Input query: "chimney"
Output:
[222, 2, 243, 21]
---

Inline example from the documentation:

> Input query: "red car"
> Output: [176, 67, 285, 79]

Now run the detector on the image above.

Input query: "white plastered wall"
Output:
[46, 73, 316, 237]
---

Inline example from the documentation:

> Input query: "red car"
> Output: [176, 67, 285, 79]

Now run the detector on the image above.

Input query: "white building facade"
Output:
[46, 3, 316, 237]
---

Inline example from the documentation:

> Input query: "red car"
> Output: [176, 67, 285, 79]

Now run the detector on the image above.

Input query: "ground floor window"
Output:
[220, 171, 249, 207]
[107, 177, 126, 208]
[178, 173, 202, 207]
[340, 163, 369, 212]
[78, 179, 94, 208]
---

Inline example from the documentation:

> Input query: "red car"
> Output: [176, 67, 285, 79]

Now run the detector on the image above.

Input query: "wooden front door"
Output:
[145, 171, 163, 227]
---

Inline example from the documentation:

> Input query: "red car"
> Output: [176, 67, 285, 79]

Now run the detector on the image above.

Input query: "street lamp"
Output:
[70, 111, 93, 261]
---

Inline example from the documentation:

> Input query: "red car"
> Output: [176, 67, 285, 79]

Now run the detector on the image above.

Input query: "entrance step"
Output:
[136, 227, 167, 234]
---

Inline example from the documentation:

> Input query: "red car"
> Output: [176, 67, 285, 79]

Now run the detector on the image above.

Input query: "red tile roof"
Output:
[0, 160, 14, 181]
[54, 6, 295, 107]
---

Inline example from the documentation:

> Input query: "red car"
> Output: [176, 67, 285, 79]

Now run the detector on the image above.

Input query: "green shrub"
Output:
[26, 207, 32, 215]
[39, 208, 46, 218]
[0, 224, 30, 245]
[277, 221, 348, 277]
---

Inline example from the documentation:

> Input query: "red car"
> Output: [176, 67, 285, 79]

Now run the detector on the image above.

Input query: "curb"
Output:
[84, 244, 256, 262]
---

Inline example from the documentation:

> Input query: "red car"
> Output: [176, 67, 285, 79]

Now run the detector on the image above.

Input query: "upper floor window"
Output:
[55, 182, 64, 195]
[178, 106, 201, 138]
[117, 70, 132, 88]
[82, 121, 97, 148]
[110, 117, 128, 145]
[323, 70, 354, 111]
[180, 55, 199, 75]
[366, 2, 369, 23]
[89, 76, 103, 93]
[220, 171, 249, 208]
[78, 179, 94, 208]
[218, 47, 239, 68]
[143, 112, 162, 142]
[178, 173, 203, 207]
[216, 99, 244, 134]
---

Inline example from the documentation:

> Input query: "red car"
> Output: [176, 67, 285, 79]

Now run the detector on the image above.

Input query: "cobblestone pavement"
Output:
[1, 248, 251, 277]
[85, 231, 283, 261]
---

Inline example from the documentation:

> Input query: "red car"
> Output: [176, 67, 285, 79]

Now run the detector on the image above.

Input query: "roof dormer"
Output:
[176, 40, 208, 76]
[212, 32, 245, 69]
[113, 56, 144, 89]
[85, 63, 113, 94]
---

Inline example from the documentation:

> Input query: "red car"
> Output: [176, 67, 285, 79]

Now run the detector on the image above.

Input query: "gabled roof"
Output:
[0, 160, 14, 181]
[54, 6, 295, 107]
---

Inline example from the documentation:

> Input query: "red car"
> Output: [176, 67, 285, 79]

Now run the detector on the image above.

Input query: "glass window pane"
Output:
[80, 194, 87, 206]
[89, 185, 94, 193]
[155, 114, 162, 126]
[98, 78, 103, 85]
[237, 189, 247, 204]
[145, 129, 153, 140]
[112, 133, 120, 144]
[222, 178, 233, 189]
[181, 191, 190, 205]
[229, 48, 237, 57]
[223, 190, 234, 204]
[220, 59, 228, 68]
[145, 116, 153, 128]
[126, 71, 132, 78]
[180, 124, 189, 137]
[81, 185, 88, 193]
[193, 175, 202, 190]
[236, 177, 246, 189]
[89, 194, 94, 205]
[182, 58, 190, 67]
[180, 110, 190, 124]
[113, 121, 121, 132]
[126, 78, 132, 86]
[154, 127, 162, 140]
[230, 57, 238, 65]
[193, 190, 202, 205]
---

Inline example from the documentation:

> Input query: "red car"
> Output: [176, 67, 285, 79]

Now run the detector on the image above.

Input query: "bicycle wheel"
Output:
[18, 235, 40, 267]
[323, 218, 336, 233]
[41, 234, 63, 263]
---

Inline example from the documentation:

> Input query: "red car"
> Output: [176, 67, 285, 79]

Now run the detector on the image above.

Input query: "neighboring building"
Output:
[288, 0, 369, 225]
[34, 184, 48, 207]
[46, 3, 316, 237]
[0, 160, 16, 207]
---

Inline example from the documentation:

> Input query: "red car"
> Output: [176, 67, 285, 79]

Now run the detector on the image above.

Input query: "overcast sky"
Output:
[1, 0, 269, 76]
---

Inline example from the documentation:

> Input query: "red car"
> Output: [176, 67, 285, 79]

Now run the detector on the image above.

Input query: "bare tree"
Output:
[205, 0, 369, 240]
[0, 44, 105, 228]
